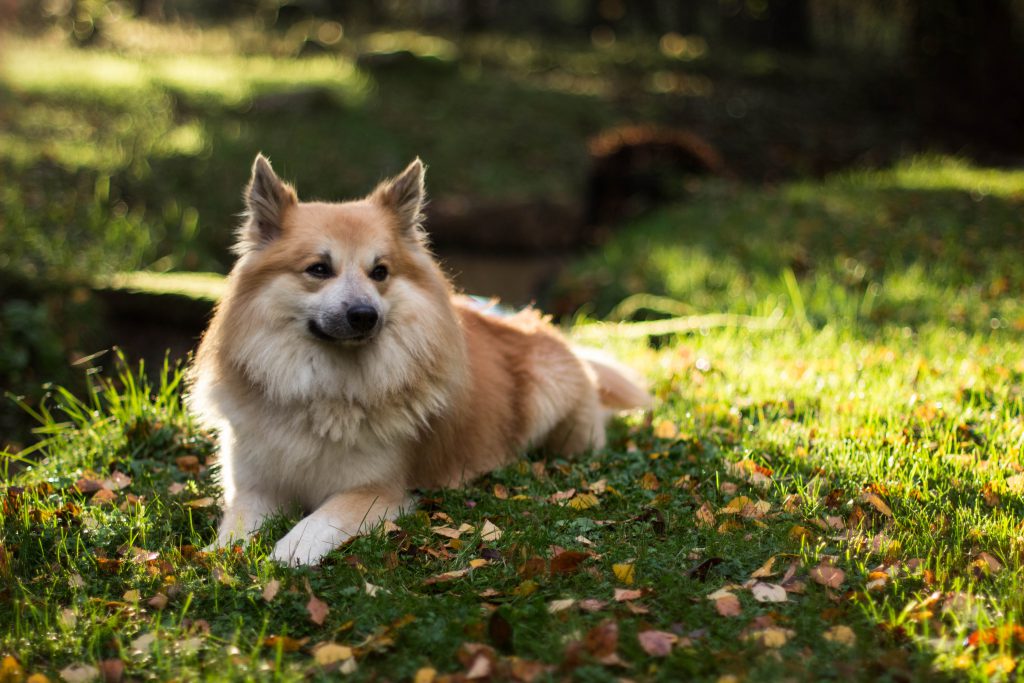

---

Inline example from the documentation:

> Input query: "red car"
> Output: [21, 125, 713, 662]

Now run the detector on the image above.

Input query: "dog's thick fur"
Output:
[188, 155, 649, 565]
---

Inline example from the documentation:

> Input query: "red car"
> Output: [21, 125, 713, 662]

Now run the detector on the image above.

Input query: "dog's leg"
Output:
[213, 489, 281, 548]
[272, 486, 408, 566]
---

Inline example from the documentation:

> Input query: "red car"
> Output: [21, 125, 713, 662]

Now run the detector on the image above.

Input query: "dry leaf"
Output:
[98, 659, 124, 683]
[493, 484, 509, 500]
[720, 496, 752, 515]
[614, 588, 643, 602]
[750, 556, 778, 579]
[59, 664, 99, 683]
[751, 582, 787, 603]
[480, 520, 502, 542]
[183, 497, 215, 509]
[859, 492, 892, 517]
[548, 598, 576, 613]
[708, 589, 742, 617]
[312, 642, 354, 666]
[653, 420, 679, 439]
[262, 635, 306, 652]
[414, 667, 437, 683]
[747, 627, 795, 648]
[637, 630, 678, 657]
[262, 579, 281, 603]
[810, 562, 845, 589]
[823, 625, 856, 646]
[640, 472, 660, 491]
[431, 525, 462, 540]
[551, 551, 589, 576]
[423, 568, 470, 585]
[696, 503, 716, 527]
[567, 493, 599, 510]
[306, 589, 329, 625]
[612, 563, 635, 584]
[976, 552, 1003, 573]
[578, 598, 608, 612]
[1, 657, 24, 681]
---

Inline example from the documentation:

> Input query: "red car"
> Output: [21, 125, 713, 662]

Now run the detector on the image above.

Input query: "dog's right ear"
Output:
[235, 153, 297, 254]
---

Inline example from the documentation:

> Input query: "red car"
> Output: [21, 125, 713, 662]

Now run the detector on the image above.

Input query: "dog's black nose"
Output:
[346, 305, 379, 333]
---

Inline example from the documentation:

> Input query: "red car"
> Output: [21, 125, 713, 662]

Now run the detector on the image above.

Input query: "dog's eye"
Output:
[369, 264, 389, 282]
[305, 262, 332, 278]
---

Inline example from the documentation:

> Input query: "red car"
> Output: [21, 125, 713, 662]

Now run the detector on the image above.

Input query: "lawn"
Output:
[3, 155, 1024, 681]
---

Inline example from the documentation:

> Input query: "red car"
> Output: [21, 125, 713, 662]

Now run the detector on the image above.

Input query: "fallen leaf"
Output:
[364, 582, 385, 597]
[721, 496, 752, 515]
[183, 497, 215, 509]
[653, 420, 679, 439]
[493, 484, 509, 500]
[823, 625, 856, 646]
[696, 502, 716, 527]
[262, 635, 306, 652]
[612, 563, 635, 584]
[712, 593, 745, 618]
[97, 659, 124, 683]
[480, 520, 502, 541]
[684, 557, 723, 582]
[751, 582, 787, 603]
[305, 581, 329, 625]
[746, 627, 795, 648]
[578, 598, 608, 612]
[59, 664, 99, 683]
[637, 630, 677, 657]
[512, 579, 538, 596]
[147, 593, 168, 610]
[423, 568, 470, 585]
[859, 492, 892, 517]
[174, 455, 200, 473]
[567, 493, 599, 510]
[976, 551, 1003, 573]
[413, 667, 437, 683]
[431, 525, 462, 540]
[548, 598, 576, 613]
[262, 579, 281, 602]
[584, 619, 619, 659]
[809, 562, 845, 589]
[1, 657, 24, 681]
[312, 642, 353, 666]
[640, 472, 660, 491]
[130, 633, 156, 653]
[750, 556, 778, 579]
[614, 588, 644, 602]
[90, 489, 116, 506]
[551, 551, 589, 576]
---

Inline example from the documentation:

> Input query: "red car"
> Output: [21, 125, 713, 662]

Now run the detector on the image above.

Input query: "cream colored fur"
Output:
[188, 155, 649, 565]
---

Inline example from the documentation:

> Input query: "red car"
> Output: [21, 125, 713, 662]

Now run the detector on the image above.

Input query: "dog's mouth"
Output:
[307, 319, 374, 346]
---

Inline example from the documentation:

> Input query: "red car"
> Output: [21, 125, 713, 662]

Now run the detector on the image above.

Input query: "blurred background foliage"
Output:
[1, 0, 1023, 444]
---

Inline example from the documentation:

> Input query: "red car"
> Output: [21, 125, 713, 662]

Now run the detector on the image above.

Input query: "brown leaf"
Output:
[859, 492, 892, 517]
[584, 619, 619, 658]
[262, 635, 307, 652]
[98, 659, 124, 683]
[493, 484, 509, 500]
[262, 579, 281, 602]
[810, 562, 845, 589]
[312, 642, 353, 666]
[578, 598, 608, 613]
[90, 489, 117, 506]
[640, 472, 660, 491]
[750, 582, 787, 603]
[60, 664, 99, 683]
[708, 589, 742, 617]
[550, 550, 589, 576]
[684, 557, 723, 582]
[637, 630, 677, 657]
[750, 556, 778, 579]
[423, 568, 471, 585]
[175, 456, 201, 474]
[305, 580, 329, 625]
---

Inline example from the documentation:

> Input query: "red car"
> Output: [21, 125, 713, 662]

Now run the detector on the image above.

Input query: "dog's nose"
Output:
[346, 305, 379, 333]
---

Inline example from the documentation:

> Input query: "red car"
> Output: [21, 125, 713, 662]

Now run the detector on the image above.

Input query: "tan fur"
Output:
[188, 155, 649, 565]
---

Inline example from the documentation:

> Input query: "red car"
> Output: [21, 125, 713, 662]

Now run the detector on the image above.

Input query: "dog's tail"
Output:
[574, 347, 652, 410]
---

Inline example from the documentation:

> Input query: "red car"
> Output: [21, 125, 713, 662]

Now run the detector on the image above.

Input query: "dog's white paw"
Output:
[271, 518, 349, 566]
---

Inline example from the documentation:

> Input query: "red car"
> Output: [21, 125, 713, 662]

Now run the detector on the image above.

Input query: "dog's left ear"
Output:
[235, 153, 298, 254]
[371, 158, 426, 240]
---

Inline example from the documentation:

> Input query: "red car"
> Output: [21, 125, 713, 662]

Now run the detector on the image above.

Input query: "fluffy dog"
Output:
[187, 155, 649, 565]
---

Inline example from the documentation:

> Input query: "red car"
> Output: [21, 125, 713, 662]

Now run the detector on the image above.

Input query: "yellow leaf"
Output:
[122, 589, 140, 602]
[789, 525, 813, 541]
[613, 563, 636, 585]
[653, 420, 679, 439]
[640, 472, 660, 491]
[1, 656, 24, 683]
[720, 496, 752, 514]
[567, 493, 599, 510]
[512, 580, 538, 597]
[985, 655, 1016, 676]
[750, 556, 777, 579]
[312, 643, 353, 666]
[822, 625, 856, 646]
[26, 675, 50, 683]
[859, 492, 892, 517]
[480, 520, 502, 542]
[413, 668, 437, 683]
[469, 558, 490, 569]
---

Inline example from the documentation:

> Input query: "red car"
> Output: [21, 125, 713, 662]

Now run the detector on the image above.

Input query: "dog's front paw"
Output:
[271, 518, 349, 566]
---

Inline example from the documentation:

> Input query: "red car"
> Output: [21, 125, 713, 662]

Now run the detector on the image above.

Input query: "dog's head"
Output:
[218, 154, 458, 403]
[232, 154, 435, 345]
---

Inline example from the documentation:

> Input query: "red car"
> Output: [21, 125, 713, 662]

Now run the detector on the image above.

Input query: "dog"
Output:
[187, 154, 650, 565]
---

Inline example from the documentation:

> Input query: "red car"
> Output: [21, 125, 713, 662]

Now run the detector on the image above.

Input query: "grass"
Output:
[3, 155, 1024, 680]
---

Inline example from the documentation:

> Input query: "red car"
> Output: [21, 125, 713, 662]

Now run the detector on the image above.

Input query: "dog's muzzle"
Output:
[308, 305, 381, 344]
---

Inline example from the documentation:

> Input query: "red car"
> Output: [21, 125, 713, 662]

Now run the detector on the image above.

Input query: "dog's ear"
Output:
[235, 153, 297, 254]
[371, 158, 426, 240]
